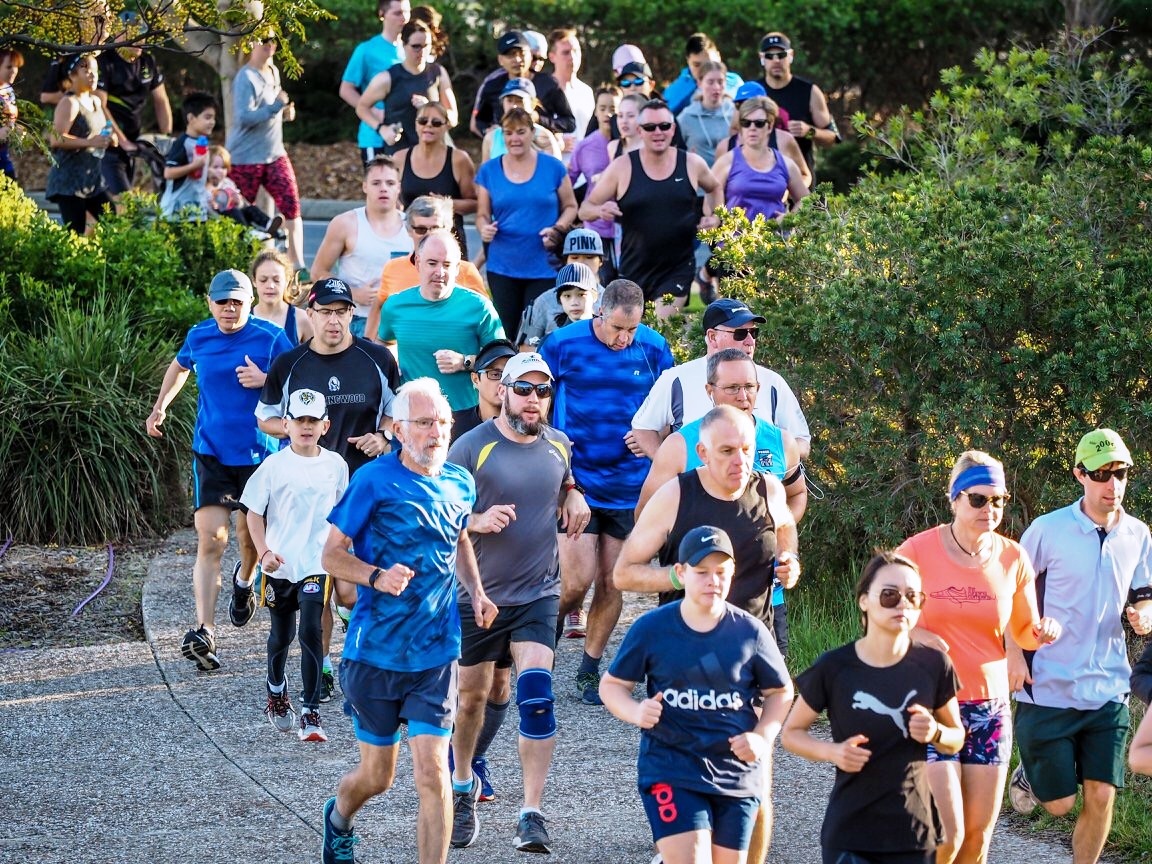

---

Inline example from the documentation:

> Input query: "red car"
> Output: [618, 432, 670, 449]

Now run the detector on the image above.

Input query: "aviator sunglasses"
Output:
[873, 588, 926, 609]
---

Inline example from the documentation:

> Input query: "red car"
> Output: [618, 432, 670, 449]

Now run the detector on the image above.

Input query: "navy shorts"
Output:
[822, 850, 934, 864]
[640, 782, 758, 850]
[582, 506, 635, 541]
[459, 595, 558, 666]
[340, 658, 457, 746]
[928, 698, 1011, 766]
[192, 452, 258, 511]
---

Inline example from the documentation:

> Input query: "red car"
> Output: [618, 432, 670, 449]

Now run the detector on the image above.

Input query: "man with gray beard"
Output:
[446, 352, 591, 854]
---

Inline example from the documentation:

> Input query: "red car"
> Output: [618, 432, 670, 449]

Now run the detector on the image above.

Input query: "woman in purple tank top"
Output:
[712, 96, 808, 223]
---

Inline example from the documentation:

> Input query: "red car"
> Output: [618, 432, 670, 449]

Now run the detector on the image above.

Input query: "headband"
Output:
[950, 464, 1006, 499]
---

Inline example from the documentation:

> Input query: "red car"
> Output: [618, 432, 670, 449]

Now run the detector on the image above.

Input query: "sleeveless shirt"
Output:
[618, 148, 700, 296]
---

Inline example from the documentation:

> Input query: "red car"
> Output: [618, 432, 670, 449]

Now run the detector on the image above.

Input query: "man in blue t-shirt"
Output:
[339, 0, 410, 163]
[319, 377, 497, 864]
[539, 279, 674, 704]
[146, 269, 293, 671]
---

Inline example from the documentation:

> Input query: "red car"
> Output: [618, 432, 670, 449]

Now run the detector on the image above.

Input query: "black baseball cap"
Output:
[308, 277, 355, 307]
[760, 33, 792, 52]
[474, 339, 518, 371]
[498, 30, 531, 55]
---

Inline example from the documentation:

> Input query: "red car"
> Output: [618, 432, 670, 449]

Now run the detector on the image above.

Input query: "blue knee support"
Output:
[516, 668, 556, 740]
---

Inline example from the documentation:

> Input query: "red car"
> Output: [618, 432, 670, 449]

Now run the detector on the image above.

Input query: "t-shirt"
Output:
[256, 338, 399, 475]
[328, 452, 475, 672]
[378, 255, 488, 306]
[447, 420, 572, 606]
[97, 49, 164, 141]
[476, 154, 568, 279]
[378, 287, 505, 411]
[896, 526, 1034, 702]
[540, 319, 674, 508]
[796, 642, 958, 853]
[227, 64, 288, 165]
[609, 601, 788, 797]
[160, 133, 209, 218]
[239, 446, 348, 582]
[342, 35, 403, 148]
[176, 317, 293, 465]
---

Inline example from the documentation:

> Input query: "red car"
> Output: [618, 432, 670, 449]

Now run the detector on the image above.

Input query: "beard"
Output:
[408, 443, 447, 473]
[504, 398, 542, 436]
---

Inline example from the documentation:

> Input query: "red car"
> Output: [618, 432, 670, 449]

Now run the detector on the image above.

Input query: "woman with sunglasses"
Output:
[394, 102, 477, 258]
[355, 20, 458, 155]
[896, 451, 1061, 864]
[783, 550, 964, 864]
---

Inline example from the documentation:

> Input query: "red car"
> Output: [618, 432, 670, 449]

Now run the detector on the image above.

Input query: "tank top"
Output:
[680, 415, 786, 479]
[725, 146, 789, 221]
[45, 95, 107, 201]
[658, 471, 779, 622]
[400, 147, 467, 257]
[618, 148, 700, 293]
[381, 61, 441, 153]
[761, 76, 816, 177]
[335, 207, 412, 318]
[283, 303, 299, 345]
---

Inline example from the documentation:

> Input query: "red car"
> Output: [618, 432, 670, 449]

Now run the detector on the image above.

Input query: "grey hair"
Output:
[600, 278, 644, 315]
[407, 194, 453, 226]
[706, 348, 753, 384]
[392, 377, 450, 421]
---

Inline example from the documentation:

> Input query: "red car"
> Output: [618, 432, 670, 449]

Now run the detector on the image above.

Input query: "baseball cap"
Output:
[308, 277, 355, 307]
[760, 33, 792, 53]
[678, 525, 735, 566]
[208, 269, 253, 302]
[522, 30, 547, 58]
[702, 298, 767, 330]
[612, 44, 646, 76]
[734, 81, 767, 103]
[1075, 428, 1133, 471]
[501, 352, 553, 383]
[501, 76, 537, 103]
[286, 388, 328, 420]
[474, 338, 518, 371]
[562, 227, 604, 258]
[554, 263, 599, 296]
[497, 30, 531, 55]
[618, 60, 653, 81]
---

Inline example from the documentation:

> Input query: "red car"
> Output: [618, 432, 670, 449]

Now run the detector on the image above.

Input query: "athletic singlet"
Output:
[658, 471, 778, 622]
[383, 61, 441, 153]
[334, 207, 412, 319]
[617, 148, 700, 299]
[680, 415, 786, 479]
[282, 303, 298, 345]
[725, 146, 790, 221]
[399, 147, 467, 256]
[760, 76, 816, 176]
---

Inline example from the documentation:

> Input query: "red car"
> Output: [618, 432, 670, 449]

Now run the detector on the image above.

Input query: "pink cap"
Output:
[612, 44, 646, 76]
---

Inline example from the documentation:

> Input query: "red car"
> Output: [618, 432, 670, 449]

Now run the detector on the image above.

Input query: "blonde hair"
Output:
[946, 450, 1003, 495]
[208, 144, 231, 170]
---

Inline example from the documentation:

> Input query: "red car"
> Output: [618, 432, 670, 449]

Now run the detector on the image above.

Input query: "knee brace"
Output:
[516, 668, 556, 740]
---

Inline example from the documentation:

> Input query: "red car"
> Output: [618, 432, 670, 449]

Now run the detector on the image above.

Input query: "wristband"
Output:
[368, 567, 383, 589]
[669, 567, 683, 591]
[259, 549, 271, 564]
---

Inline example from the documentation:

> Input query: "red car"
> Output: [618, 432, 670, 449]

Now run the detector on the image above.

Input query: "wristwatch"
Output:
[462, 355, 474, 372]
[368, 567, 383, 589]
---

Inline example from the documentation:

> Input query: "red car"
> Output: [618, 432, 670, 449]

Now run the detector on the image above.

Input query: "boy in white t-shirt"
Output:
[241, 388, 349, 742]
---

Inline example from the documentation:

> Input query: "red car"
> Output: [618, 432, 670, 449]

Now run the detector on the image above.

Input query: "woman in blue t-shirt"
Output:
[601, 526, 792, 864]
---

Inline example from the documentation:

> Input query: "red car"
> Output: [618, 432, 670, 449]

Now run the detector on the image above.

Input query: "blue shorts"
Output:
[640, 782, 759, 850]
[340, 658, 457, 746]
[927, 698, 1011, 766]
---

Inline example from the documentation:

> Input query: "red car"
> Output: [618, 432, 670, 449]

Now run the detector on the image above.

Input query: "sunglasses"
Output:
[715, 326, 759, 341]
[407, 42, 428, 50]
[416, 116, 446, 127]
[874, 588, 927, 609]
[762, 50, 789, 60]
[639, 122, 673, 132]
[1082, 466, 1130, 483]
[740, 119, 770, 129]
[618, 77, 647, 88]
[508, 381, 554, 398]
[410, 224, 441, 235]
[213, 298, 244, 308]
[962, 492, 1012, 508]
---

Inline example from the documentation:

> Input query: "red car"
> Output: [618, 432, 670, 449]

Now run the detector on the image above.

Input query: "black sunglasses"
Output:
[740, 119, 770, 129]
[715, 326, 759, 341]
[410, 224, 441, 235]
[1081, 466, 1130, 483]
[762, 50, 789, 60]
[639, 122, 673, 132]
[509, 381, 553, 398]
[416, 116, 446, 127]
[962, 492, 1011, 509]
[874, 588, 926, 609]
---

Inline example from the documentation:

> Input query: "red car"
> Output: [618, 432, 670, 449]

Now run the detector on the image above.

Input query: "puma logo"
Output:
[851, 689, 917, 737]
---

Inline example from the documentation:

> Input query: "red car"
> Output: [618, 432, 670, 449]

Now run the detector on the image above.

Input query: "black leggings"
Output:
[56, 192, 113, 233]
[267, 599, 324, 709]
[486, 272, 555, 338]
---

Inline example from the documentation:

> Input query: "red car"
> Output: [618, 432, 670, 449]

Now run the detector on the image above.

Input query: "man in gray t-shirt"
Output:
[445, 352, 590, 854]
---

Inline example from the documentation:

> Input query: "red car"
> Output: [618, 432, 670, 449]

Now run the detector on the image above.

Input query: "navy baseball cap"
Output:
[703, 298, 766, 330]
[498, 30, 531, 55]
[678, 526, 735, 566]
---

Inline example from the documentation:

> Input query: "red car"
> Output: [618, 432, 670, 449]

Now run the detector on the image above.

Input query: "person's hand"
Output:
[1033, 616, 1062, 645]
[471, 504, 517, 534]
[907, 704, 937, 744]
[91, 131, 113, 149]
[375, 563, 414, 595]
[145, 407, 166, 438]
[479, 220, 499, 242]
[283, 102, 296, 123]
[540, 225, 563, 252]
[411, 93, 429, 109]
[190, 151, 208, 171]
[277, 90, 291, 106]
[775, 551, 801, 589]
[119, 136, 137, 152]
[635, 692, 663, 729]
[787, 119, 808, 139]
[473, 593, 498, 628]
[1007, 649, 1031, 692]
[1127, 605, 1152, 636]
[831, 734, 871, 772]
[433, 349, 466, 374]
[349, 431, 387, 458]
[698, 214, 721, 231]
[623, 429, 645, 457]
[260, 549, 285, 574]
[599, 201, 622, 222]
[235, 355, 266, 389]
[559, 490, 591, 539]
[729, 730, 766, 763]
[910, 628, 950, 653]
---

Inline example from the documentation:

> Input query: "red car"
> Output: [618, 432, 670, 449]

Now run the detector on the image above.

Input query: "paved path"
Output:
[0, 529, 1088, 863]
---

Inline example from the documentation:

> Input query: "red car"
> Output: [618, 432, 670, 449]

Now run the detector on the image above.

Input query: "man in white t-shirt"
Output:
[631, 298, 810, 459]
[547, 28, 594, 162]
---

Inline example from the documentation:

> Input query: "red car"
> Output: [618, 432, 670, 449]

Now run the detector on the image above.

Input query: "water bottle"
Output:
[93, 121, 112, 159]
[192, 135, 209, 179]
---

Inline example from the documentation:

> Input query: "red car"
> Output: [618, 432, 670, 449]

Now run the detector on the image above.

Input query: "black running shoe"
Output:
[320, 669, 335, 703]
[180, 625, 220, 671]
[228, 561, 255, 627]
[514, 810, 552, 854]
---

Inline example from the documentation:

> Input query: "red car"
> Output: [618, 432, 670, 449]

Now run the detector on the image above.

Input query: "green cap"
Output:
[1075, 428, 1132, 471]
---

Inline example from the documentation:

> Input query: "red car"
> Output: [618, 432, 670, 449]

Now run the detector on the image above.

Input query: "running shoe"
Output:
[265, 689, 296, 733]
[514, 810, 552, 854]
[323, 796, 358, 864]
[180, 625, 220, 671]
[563, 609, 587, 639]
[473, 757, 495, 802]
[450, 778, 481, 848]
[575, 670, 602, 706]
[320, 668, 336, 704]
[336, 605, 352, 633]
[228, 561, 255, 627]
[299, 710, 328, 742]
[1009, 764, 1039, 814]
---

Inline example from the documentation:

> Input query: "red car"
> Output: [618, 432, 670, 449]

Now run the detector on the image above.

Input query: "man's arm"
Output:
[614, 478, 680, 592]
[636, 433, 687, 517]
[455, 531, 498, 627]
[145, 359, 190, 437]
[689, 154, 721, 228]
[806, 85, 840, 148]
[310, 213, 352, 282]
[578, 157, 624, 223]
[151, 83, 173, 135]
[781, 432, 808, 524]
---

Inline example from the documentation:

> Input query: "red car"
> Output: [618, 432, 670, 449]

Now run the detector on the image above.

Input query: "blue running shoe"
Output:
[323, 797, 358, 863]
[473, 757, 494, 802]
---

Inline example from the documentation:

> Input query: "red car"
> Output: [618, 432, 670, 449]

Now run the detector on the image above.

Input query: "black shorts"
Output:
[257, 572, 331, 612]
[583, 505, 635, 540]
[459, 595, 559, 667]
[192, 452, 258, 511]
[641, 266, 694, 302]
[100, 146, 135, 195]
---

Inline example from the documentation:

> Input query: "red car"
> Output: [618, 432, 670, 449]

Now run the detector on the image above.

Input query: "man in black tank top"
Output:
[578, 99, 721, 319]
[756, 32, 840, 182]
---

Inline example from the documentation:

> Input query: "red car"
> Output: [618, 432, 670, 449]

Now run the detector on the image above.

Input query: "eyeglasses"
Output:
[1082, 466, 1130, 483]
[874, 588, 926, 609]
[618, 77, 647, 88]
[213, 298, 244, 308]
[740, 119, 770, 129]
[762, 50, 789, 61]
[962, 492, 1012, 509]
[416, 116, 446, 127]
[639, 122, 673, 132]
[509, 381, 554, 398]
[481, 368, 505, 380]
[717, 383, 759, 396]
[715, 326, 759, 341]
[311, 306, 354, 318]
[400, 417, 451, 429]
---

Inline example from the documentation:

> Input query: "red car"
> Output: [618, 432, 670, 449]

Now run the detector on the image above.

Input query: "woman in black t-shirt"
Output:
[782, 551, 963, 864]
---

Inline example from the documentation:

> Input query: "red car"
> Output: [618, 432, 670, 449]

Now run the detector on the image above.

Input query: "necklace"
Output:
[949, 522, 984, 558]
